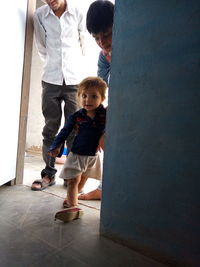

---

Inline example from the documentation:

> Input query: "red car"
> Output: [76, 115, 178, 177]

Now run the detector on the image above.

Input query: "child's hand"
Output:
[96, 145, 102, 152]
[96, 134, 105, 152]
[48, 148, 60, 157]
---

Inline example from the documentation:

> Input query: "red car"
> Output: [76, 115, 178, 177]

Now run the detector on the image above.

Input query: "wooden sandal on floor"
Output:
[55, 207, 83, 222]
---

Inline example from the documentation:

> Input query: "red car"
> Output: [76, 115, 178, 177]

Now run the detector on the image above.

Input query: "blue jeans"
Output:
[41, 80, 78, 178]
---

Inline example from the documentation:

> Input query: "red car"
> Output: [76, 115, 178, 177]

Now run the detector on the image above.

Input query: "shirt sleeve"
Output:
[33, 11, 46, 61]
[78, 10, 86, 56]
[97, 51, 111, 85]
[48, 114, 76, 152]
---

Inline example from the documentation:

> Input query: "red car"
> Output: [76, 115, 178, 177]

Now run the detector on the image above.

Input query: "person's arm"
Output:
[98, 134, 105, 151]
[48, 114, 76, 156]
[96, 107, 107, 152]
[78, 10, 86, 56]
[33, 11, 46, 61]
[97, 51, 110, 85]
[48, 146, 62, 158]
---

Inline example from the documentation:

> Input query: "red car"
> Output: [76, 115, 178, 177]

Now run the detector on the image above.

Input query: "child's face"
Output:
[80, 88, 104, 112]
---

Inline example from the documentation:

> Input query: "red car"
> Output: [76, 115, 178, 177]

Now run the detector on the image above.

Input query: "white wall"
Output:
[0, 1, 27, 184]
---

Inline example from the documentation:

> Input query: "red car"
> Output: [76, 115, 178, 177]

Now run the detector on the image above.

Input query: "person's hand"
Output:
[96, 145, 103, 152]
[96, 134, 105, 152]
[48, 148, 60, 157]
[102, 50, 111, 62]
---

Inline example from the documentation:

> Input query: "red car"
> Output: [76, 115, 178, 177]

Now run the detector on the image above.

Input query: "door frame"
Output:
[15, 0, 36, 184]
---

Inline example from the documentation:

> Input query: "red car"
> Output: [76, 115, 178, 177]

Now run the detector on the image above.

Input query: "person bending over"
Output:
[78, 0, 114, 201]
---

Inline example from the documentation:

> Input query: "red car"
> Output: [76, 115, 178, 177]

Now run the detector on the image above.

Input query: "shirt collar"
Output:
[80, 108, 87, 116]
[44, 5, 51, 17]
[80, 104, 104, 116]
[96, 104, 104, 112]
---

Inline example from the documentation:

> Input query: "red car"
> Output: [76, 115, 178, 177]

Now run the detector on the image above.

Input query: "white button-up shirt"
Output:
[33, 1, 86, 85]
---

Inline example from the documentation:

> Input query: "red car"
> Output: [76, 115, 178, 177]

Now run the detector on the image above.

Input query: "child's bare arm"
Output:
[97, 134, 105, 152]
[48, 114, 76, 157]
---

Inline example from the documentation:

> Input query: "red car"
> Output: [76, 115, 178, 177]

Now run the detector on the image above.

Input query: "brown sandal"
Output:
[31, 176, 55, 191]
[55, 207, 83, 222]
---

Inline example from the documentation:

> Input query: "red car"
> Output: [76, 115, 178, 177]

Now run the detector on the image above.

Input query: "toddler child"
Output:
[48, 76, 107, 222]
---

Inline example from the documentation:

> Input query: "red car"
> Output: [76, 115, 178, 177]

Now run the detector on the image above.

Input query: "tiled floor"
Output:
[0, 154, 168, 267]
[23, 153, 101, 210]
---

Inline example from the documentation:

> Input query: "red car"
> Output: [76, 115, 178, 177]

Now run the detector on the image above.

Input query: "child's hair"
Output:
[86, 0, 114, 34]
[78, 76, 107, 99]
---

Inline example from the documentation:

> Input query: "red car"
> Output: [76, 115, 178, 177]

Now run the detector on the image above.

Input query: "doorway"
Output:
[23, 0, 104, 210]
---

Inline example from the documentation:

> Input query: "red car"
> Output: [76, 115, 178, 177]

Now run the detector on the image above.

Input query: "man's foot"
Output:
[31, 175, 55, 191]
[78, 188, 101, 200]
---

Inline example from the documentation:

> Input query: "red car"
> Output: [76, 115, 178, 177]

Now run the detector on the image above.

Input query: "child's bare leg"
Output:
[56, 175, 84, 222]
[67, 175, 81, 207]
[78, 175, 88, 193]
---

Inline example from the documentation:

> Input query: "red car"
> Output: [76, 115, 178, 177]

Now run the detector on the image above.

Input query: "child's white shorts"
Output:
[59, 152, 102, 180]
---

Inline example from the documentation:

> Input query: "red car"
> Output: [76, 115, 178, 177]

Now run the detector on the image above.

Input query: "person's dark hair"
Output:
[87, 0, 114, 34]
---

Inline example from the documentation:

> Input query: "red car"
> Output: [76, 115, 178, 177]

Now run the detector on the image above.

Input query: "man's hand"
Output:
[102, 50, 111, 62]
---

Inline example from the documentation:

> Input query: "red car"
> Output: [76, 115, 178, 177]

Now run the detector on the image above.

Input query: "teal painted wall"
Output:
[100, 1, 200, 266]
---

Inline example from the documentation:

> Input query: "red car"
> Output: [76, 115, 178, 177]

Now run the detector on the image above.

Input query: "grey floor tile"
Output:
[30, 249, 90, 267]
[0, 225, 56, 267]
[58, 234, 167, 267]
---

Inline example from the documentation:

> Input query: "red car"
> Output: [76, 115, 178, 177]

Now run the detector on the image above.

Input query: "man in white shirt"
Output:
[31, 0, 85, 190]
